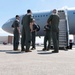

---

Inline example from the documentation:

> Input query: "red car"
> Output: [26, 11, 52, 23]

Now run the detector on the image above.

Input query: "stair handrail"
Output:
[64, 9, 69, 47]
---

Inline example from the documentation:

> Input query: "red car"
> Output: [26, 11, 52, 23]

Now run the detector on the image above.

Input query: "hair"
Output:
[27, 9, 31, 13]
[16, 15, 19, 18]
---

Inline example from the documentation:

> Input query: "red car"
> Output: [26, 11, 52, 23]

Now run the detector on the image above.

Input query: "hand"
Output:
[31, 29, 33, 32]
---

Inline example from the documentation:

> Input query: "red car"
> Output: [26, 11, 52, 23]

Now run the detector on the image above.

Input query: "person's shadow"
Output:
[0, 50, 24, 54]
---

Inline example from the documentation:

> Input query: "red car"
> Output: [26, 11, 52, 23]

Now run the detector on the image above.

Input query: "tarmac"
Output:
[0, 44, 75, 75]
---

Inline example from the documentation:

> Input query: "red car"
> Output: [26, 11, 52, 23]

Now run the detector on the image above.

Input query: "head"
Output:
[70, 40, 72, 42]
[27, 9, 32, 15]
[52, 9, 57, 14]
[16, 15, 20, 20]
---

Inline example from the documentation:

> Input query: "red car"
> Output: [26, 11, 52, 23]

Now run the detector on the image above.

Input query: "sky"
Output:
[0, 0, 75, 36]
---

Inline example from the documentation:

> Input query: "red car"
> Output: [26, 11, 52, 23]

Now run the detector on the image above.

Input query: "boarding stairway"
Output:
[51, 10, 69, 49]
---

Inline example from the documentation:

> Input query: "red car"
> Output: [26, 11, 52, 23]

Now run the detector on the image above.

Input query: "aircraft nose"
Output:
[2, 21, 13, 34]
[2, 23, 8, 31]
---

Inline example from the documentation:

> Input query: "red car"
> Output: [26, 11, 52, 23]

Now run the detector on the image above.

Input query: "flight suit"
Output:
[21, 26, 26, 51]
[12, 20, 20, 50]
[43, 25, 51, 50]
[21, 14, 33, 51]
[47, 14, 59, 52]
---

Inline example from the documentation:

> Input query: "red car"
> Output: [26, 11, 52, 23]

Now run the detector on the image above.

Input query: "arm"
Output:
[11, 21, 15, 31]
[29, 15, 33, 32]
[47, 15, 52, 24]
[16, 21, 20, 33]
[21, 16, 24, 25]
[11, 21, 15, 28]
[30, 22, 33, 32]
[17, 27, 20, 33]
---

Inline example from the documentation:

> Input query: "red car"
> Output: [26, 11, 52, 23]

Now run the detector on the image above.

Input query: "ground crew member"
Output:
[21, 9, 33, 52]
[69, 40, 73, 49]
[47, 9, 59, 53]
[42, 24, 51, 51]
[31, 19, 37, 50]
[12, 15, 20, 50]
